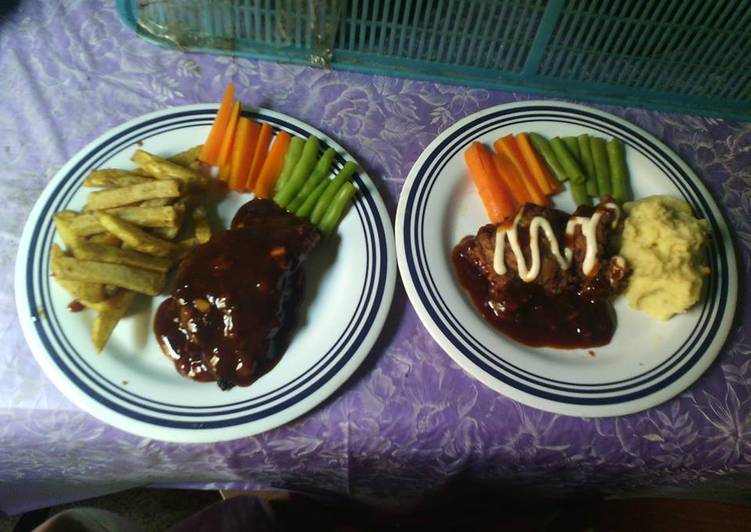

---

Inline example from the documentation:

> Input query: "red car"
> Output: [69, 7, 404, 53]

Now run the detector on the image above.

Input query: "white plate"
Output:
[16, 104, 396, 442]
[396, 101, 738, 417]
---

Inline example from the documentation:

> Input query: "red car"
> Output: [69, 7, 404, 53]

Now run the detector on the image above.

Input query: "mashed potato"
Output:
[620, 195, 710, 320]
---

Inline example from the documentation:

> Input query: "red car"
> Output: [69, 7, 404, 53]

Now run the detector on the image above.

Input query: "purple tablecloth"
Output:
[1, 0, 750, 517]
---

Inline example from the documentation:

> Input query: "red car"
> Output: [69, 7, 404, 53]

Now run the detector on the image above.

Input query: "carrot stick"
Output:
[516, 132, 559, 195]
[492, 152, 529, 205]
[216, 101, 241, 175]
[199, 82, 235, 165]
[228, 118, 254, 187]
[464, 142, 515, 223]
[228, 119, 260, 191]
[245, 122, 274, 191]
[255, 131, 291, 198]
[494, 136, 548, 206]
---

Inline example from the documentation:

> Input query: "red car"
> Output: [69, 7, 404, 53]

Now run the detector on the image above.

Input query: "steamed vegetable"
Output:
[295, 178, 330, 220]
[590, 136, 612, 196]
[310, 161, 358, 225]
[607, 138, 630, 202]
[216, 101, 242, 178]
[528, 133, 567, 183]
[287, 148, 336, 213]
[550, 137, 587, 184]
[492, 152, 529, 206]
[228, 117, 256, 188]
[246, 122, 273, 191]
[227, 119, 260, 191]
[274, 136, 321, 208]
[577, 134, 598, 196]
[517, 133, 558, 195]
[463, 142, 515, 223]
[494, 136, 547, 206]
[199, 82, 235, 165]
[254, 131, 292, 199]
[319, 182, 357, 236]
[275, 137, 305, 193]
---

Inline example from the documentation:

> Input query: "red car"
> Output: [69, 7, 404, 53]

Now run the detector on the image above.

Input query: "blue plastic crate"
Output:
[117, 0, 751, 120]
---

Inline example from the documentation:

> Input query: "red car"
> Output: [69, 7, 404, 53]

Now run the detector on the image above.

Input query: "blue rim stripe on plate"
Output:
[30, 115, 382, 424]
[38, 111, 374, 412]
[408, 109, 723, 396]
[26, 109, 391, 427]
[402, 105, 728, 403]
[37, 115, 374, 415]
[406, 108, 724, 400]
[412, 111, 719, 393]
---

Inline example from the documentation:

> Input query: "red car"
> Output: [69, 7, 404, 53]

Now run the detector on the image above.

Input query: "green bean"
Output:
[562, 136, 580, 161]
[310, 161, 357, 226]
[550, 137, 586, 184]
[287, 148, 336, 213]
[274, 136, 304, 193]
[274, 136, 320, 208]
[528, 133, 567, 182]
[295, 179, 330, 220]
[577, 134, 598, 197]
[319, 182, 357, 236]
[607, 138, 630, 203]
[590, 136, 612, 196]
[570, 180, 591, 206]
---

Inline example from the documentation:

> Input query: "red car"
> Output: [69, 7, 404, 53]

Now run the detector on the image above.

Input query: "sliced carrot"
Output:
[492, 152, 529, 205]
[494, 136, 548, 206]
[216, 101, 242, 176]
[464, 142, 515, 223]
[516, 133, 559, 195]
[199, 82, 235, 165]
[245, 123, 274, 191]
[254, 131, 291, 198]
[228, 120, 260, 191]
[228, 118, 254, 187]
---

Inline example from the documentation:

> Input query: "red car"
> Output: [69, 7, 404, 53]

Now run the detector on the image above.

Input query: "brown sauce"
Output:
[154, 199, 318, 389]
[67, 300, 84, 312]
[452, 245, 615, 349]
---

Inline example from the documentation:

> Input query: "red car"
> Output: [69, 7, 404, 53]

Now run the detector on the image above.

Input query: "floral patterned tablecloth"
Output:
[1, 0, 750, 516]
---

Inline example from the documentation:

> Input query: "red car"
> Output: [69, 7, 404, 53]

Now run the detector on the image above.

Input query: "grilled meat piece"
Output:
[154, 199, 319, 389]
[454, 200, 628, 301]
[451, 199, 628, 348]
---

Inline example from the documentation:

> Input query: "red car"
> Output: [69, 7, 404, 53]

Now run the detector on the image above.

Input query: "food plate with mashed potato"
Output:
[396, 100, 738, 417]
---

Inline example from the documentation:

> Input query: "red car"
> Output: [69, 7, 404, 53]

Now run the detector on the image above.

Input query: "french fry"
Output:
[70, 240, 173, 272]
[132, 150, 208, 188]
[83, 169, 153, 188]
[148, 196, 191, 240]
[168, 145, 203, 167]
[96, 212, 177, 258]
[53, 253, 165, 296]
[175, 237, 199, 259]
[56, 278, 108, 303]
[52, 146, 211, 352]
[92, 290, 137, 352]
[105, 206, 182, 228]
[87, 233, 121, 246]
[68, 206, 183, 236]
[87, 179, 182, 210]
[139, 197, 175, 207]
[53, 213, 82, 248]
[150, 225, 181, 240]
[50, 245, 111, 303]
[192, 205, 211, 244]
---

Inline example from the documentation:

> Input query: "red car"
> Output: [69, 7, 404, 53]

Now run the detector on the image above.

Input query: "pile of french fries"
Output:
[51, 145, 214, 352]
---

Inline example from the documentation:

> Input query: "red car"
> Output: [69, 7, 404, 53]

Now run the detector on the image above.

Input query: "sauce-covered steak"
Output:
[154, 199, 319, 389]
[452, 200, 628, 348]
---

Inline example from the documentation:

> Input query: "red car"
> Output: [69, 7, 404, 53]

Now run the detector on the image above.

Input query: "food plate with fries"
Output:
[15, 104, 396, 443]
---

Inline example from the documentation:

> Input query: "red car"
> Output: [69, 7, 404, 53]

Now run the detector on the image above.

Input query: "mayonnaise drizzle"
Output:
[493, 202, 620, 281]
